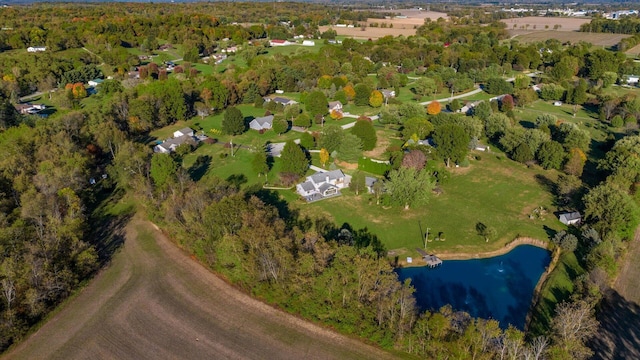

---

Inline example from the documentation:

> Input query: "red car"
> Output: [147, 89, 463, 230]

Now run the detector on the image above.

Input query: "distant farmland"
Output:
[509, 30, 630, 47]
[321, 9, 448, 39]
[501, 17, 591, 32]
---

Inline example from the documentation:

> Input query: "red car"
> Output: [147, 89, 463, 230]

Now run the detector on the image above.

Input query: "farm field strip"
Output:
[4, 218, 398, 360]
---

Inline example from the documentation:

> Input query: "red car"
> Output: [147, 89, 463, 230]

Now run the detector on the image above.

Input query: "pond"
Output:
[396, 245, 551, 330]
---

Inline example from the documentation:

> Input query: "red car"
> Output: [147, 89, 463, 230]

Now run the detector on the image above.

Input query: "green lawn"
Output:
[528, 252, 585, 336]
[294, 154, 562, 257]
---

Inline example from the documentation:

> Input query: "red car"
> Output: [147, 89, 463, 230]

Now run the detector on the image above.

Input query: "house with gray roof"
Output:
[328, 101, 343, 113]
[249, 115, 274, 131]
[154, 127, 200, 153]
[558, 211, 582, 225]
[365, 176, 378, 193]
[296, 169, 350, 202]
[173, 127, 194, 138]
[154, 135, 196, 153]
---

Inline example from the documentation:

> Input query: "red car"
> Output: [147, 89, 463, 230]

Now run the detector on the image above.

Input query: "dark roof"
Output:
[273, 97, 294, 104]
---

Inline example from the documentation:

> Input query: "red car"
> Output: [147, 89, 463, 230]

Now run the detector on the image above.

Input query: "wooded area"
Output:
[1, 2, 640, 358]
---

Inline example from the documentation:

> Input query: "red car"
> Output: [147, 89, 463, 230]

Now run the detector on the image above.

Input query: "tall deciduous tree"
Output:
[583, 183, 638, 239]
[150, 153, 177, 189]
[537, 141, 566, 170]
[222, 106, 245, 135]
[385, 167, 434, 209]
[349, 170, 366, 195]
[433, 124, 469, 167]
[350, 120, 377, 151]
[550, 300, 599, 360]
[305, 90, 328, 118]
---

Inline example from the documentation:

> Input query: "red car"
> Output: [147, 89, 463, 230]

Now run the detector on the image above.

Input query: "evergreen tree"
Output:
[354, 84, 372, 106]
[338, 133, 363, 162]
[222, 106, 245, 135]
[252, 148, 269, 177]
[280, 140, 309, 177]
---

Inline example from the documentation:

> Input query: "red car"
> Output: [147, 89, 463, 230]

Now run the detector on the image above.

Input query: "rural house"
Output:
[27, 46, 46, 52]
[88, 79, 104, 87]
[365, 176, 379, 193]
[558, 211, 582, 225]
[381, 89, 396, 99]
[296, 170, 350, 202]
[249, 115, 274, 131]
[328, 101, 343, 113]
[264, 96, 297, 106]
[269, 39, 292, 47]
[14, 103, 45, 115]
[154, 127, 199, 153]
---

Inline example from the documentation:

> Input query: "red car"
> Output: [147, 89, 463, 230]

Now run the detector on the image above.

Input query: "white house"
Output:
[381, 89, 396, 99]
[328, 101, 343, 113]
[15, 103, 45, 115]
[173, 127, 194, 138]
[296, 170, 350, 201]
[249, 115, 274, 131]
[626, 75, 640, 85]
[27, 46, 46, 53]
[154, 135, 194, 153]
[558, 211, 582, 225]
[88, 79, 104, 87]
[302, 40, 315, 46]
[269, 39, 292, 47]
[154, 127, 197, 153]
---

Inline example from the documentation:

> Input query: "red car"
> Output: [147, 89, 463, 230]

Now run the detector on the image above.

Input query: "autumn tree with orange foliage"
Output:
[330, 109, 343, 120]
[564, 148, 586, 176]
[369, 90, 383, 108]
[426, 101, 441, 115]
[343, 85, 355, 101]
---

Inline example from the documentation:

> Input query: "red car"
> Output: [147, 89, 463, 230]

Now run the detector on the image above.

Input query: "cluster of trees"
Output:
[135, 153, 604, 358]
[0, 110, 112, 350]
[581, 18, 640, 34]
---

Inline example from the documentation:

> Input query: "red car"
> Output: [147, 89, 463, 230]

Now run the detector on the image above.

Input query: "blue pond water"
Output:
[396, 245, 550, 330]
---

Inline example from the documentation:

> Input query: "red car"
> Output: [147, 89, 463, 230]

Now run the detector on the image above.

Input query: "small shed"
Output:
[558, 211, 582, 225]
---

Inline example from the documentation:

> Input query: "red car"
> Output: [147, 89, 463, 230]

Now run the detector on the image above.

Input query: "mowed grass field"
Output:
[4, 217, 401, 360]
[295, 154, 563, 258]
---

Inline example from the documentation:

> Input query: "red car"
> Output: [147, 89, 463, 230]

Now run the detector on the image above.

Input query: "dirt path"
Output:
[4, 218, 398, 360]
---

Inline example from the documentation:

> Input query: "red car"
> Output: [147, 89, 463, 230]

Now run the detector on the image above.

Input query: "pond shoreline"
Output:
[434, 237, 549, 260]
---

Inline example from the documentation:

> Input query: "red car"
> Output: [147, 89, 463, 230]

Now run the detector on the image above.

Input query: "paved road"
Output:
[5, 218, 398, 360]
